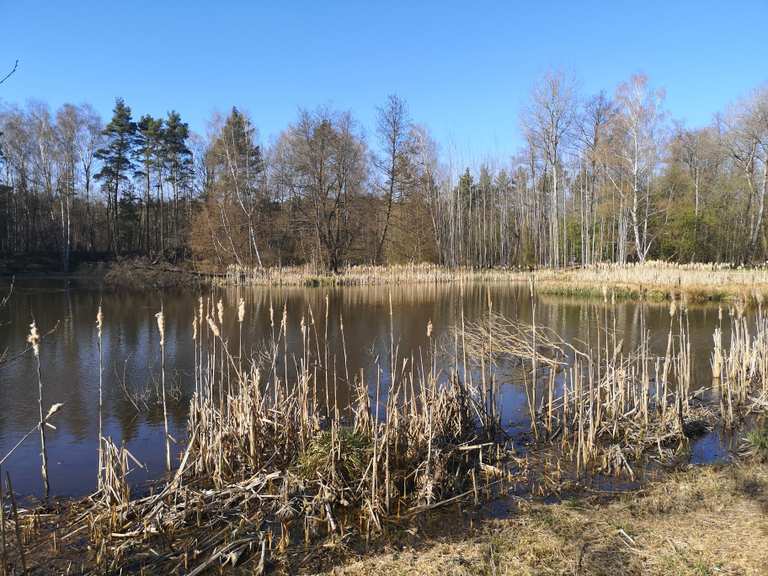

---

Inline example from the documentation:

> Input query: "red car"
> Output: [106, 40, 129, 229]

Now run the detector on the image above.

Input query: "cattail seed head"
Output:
[217, 299, 224, 325]
[155, 310, 165, 343]
[27, 320, 40, 357]
[45, 402, 64, 420]
[96, 306, 103, 338]
[238, 297, 245, 323]
[427, 320, 433, 339]
[207, 316, 220, 338]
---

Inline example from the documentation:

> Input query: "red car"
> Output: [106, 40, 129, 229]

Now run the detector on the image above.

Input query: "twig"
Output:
[0, 60, 17, 86]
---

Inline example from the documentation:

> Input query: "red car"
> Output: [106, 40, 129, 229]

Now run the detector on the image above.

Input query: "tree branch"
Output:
[0, 59, 18, 86]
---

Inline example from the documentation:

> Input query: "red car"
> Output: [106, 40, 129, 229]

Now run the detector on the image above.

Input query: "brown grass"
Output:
[222, 261, 768, 302]
[329, 462, 768, 576]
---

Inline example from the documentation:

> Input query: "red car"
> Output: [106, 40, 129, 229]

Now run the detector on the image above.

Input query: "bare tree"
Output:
[373, 94, 411, 263]
[275, 108, 368, 271]
[522, 71, 576, 267]
[611, 74, 666, 262]
[577, 91, 616, 264]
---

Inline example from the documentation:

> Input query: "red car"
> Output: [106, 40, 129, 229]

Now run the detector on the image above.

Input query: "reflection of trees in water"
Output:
[0, 278, 731, 496]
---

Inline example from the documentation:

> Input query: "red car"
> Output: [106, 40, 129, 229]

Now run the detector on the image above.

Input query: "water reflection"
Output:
[0, 278, 729, 498]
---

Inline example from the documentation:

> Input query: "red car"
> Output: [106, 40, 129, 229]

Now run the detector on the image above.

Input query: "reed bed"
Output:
[459, 296, 768, 480]
[61, 298, 516, 574]
[6, 286, 768, 574]
[522, 261, 768, 301]
[222, 261, 768, 302]
[222, 263, 523, 287]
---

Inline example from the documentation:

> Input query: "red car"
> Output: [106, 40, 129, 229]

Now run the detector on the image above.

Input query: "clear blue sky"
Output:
[2, 1, 767, 164]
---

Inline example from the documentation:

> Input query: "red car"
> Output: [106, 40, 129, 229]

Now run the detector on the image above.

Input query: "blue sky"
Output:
[2, 1, 767, 164]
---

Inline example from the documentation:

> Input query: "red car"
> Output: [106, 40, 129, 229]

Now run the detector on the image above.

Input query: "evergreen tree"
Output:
[95, 98, 136, 253]
[162, 111, 193, 252]
[135, 114, 164, 253]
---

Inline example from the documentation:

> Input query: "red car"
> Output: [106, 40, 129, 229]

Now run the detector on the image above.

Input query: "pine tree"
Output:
[135, 114, 164, 253]
[95, 98, 136, 253]
[162, 111, 193, 253]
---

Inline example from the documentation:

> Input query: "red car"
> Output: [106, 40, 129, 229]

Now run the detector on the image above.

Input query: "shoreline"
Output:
[7, 259, 766, 303]
[11, 457, 768, 574]
[222, 262, 768, 303]
[328, 460, 768, 576]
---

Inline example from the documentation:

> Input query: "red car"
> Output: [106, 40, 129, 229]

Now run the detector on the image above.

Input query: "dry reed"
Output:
[8, 285, 768, 573]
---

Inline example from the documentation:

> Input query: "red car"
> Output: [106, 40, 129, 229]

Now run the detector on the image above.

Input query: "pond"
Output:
[0, 277, 731, 499]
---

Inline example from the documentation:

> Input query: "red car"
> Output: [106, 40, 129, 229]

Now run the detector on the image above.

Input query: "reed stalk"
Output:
[27, 321, 49, 499]
[96, 305, 104, 489]
[156, 309, 171, 472]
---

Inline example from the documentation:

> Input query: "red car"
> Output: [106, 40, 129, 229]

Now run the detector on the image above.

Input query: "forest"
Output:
[2, 71, 768, 272]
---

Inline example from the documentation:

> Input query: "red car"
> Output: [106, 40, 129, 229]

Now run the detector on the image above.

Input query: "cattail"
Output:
[44, 403, 64, 422]
[28, 320, 49, 497]
[27, 320, 40, 356]
[156, 310, 166, 342]
[207, 316, 221, 338]
[96, 305, 104, 489]
[669, 300, 677, 318]
[238, 297, 245, 323]
[426, 320, 433, 339]
[156, 309, 171, 472]
[217, 299, 224, 325]
[96, 306, 103, 338]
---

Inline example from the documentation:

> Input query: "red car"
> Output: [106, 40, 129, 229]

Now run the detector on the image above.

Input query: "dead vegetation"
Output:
[2, 286, 768, 574]
[329, 462, 768, 576]
[222, 261, 768, 303]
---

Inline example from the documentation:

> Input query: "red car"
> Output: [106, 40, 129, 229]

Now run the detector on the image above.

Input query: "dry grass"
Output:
[222, 261, 768, 302]
[329, 462, 768, 576]
[222, 263, 519, 287]
[525, 261, 768, 302]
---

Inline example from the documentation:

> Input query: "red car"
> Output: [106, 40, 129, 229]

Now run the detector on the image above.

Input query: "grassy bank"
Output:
[330, 461, 768, 576]
[222, 261, 768, 302]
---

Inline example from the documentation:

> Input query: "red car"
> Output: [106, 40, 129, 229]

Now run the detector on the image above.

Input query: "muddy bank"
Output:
[102, 258, 218, 289]
[0, 254, 220, 289]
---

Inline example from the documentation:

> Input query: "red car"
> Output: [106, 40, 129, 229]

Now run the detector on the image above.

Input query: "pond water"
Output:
[0, 278, 732, 499]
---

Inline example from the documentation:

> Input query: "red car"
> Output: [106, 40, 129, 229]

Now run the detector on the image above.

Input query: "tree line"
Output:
[2, 72, 768, 271]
